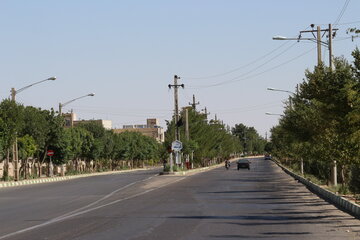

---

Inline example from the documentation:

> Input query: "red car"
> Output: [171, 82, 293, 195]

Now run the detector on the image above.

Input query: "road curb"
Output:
[160, 157, 248, 176]
[273, 159, 360, 219]
[0, 168, 150, 189]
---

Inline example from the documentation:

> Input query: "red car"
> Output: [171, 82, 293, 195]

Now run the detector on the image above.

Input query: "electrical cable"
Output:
[181, 41, 291, 80]
[187, 46, 316, 89]
[334, 0, 351, 26]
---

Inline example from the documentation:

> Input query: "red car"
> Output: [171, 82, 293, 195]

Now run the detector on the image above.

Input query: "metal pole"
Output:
[317, 26, 322, 66]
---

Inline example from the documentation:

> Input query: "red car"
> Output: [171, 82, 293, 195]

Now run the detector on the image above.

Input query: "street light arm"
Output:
[267, 87, 295, 95]
[273, 35, 314, 41]
[60, 93, 95, 108]
[16, 77, 56, 94]
[265, 112, 283, 116]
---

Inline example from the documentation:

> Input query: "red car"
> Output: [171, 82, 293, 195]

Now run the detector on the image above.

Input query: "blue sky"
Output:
[1, 0, 359, 137]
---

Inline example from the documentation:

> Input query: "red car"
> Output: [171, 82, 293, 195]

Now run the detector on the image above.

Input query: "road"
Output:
[0, 158, 359, 240]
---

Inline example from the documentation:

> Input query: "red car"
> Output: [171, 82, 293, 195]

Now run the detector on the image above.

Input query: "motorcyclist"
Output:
[225, 159, 230, 170]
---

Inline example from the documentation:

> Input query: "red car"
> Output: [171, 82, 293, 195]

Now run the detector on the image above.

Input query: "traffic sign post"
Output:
[47, 150, 54, 156]
[171, 141, 183, 172]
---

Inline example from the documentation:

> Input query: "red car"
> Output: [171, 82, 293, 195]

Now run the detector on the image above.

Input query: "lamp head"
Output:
[47, 76, 57, 80]
[272, 36, 287, 40]
[88, 93, 95, 96]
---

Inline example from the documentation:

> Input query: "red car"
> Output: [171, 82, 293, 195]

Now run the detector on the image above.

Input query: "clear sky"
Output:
[1, 0, 359, 137]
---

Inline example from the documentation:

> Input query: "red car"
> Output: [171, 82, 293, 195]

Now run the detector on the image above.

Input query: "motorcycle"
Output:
[225, 161, 230, 170]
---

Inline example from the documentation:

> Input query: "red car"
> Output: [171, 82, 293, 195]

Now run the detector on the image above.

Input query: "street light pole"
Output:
[59, 93, 95, 116]
[267, 87, 295, 110]
[10, 76, 56, 181]
[273, 24, 337, 67]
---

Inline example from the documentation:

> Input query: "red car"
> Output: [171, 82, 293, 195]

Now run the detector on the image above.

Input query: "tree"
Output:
[0, 99, 24, 179]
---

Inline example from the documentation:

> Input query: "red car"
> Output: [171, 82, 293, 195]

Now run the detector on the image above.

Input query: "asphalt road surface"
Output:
[0, 158, 359, 240]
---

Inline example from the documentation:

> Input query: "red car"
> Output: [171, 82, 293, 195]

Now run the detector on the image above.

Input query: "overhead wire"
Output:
[333, 0, 351, 26]
[187, 46, 316, 89]
[181, 41, 291, 80]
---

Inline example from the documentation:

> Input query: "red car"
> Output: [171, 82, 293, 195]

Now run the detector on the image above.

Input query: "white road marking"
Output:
[0, 174, 183, 240]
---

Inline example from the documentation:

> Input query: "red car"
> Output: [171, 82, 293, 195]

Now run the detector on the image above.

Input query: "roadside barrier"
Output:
[273, 160, 360, 219]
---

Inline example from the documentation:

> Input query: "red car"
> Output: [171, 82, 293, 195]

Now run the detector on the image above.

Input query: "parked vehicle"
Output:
[237, 159, 250, 170]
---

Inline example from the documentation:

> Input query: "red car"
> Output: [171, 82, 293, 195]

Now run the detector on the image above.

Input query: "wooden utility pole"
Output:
[299, 24, 337, 67]
[317, 26, 322, 66]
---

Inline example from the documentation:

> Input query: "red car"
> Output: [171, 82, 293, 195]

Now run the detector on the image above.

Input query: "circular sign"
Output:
[171, 140, 183, 152]
[47, 150, 54, 156]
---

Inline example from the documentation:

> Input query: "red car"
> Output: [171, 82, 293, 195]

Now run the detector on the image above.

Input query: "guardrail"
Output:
[273, 160, 360, 219]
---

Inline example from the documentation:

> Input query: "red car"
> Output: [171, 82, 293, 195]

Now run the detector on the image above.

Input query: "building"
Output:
[112, 118, 165, 143]
[62, 112, 112, 129]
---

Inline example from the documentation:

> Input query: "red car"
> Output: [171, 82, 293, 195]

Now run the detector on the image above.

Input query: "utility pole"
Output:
[168, 75, 184, 141]
[299, 25, 338, 185]
[185, 108, 190, 141]
[298, 24, 338, 67]
[317, 26, 322, 66]
[189, 94, 200, 110]
[185, 108, 190, 169]
[202, 107, 210, 121]
[168, 75, 184, 172]
[329, 24, 333, 70]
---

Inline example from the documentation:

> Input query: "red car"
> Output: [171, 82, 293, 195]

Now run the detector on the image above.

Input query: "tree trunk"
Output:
[341, 165, 346, 185]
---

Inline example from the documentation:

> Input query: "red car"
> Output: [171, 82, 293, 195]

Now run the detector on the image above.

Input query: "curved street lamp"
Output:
[59, 93, 95, 115]
[11, 76, 57, 101]
[267, 87, 295, 95]
[267, 87, 295, 110]
[10, 76, 56, 181]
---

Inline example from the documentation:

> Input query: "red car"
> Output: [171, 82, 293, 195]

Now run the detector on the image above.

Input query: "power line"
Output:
[334, 0, 351, 26]
[334, 20, 360, 26]
[181, 41, 291, 80]
[187, 46, 316, 89]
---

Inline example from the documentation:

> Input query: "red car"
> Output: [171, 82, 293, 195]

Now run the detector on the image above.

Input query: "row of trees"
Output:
[164, 107, 266, 167]
[270, 48, 360, 193]
[0, 95, 267, 180]
[0, 100, 161, 180]
[232, 123, 269, 155]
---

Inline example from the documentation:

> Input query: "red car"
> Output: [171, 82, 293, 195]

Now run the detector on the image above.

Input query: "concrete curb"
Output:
[160, 157, 250, 176]
[0, 168, 150, 189]
[273, 159, 360, 219]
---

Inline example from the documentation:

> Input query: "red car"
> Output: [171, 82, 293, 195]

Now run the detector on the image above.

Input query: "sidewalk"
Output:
[0, 168, 150, 188]
[273, 159, 360, 219]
